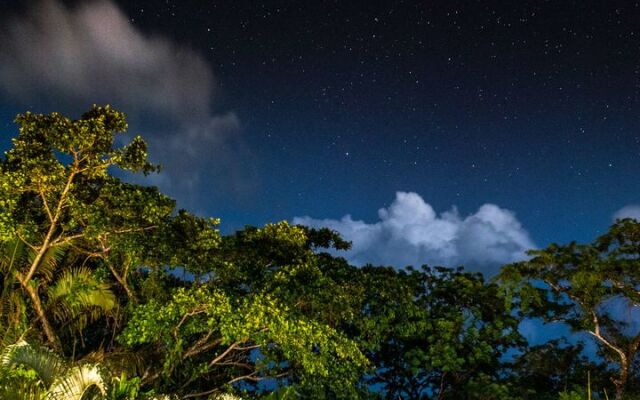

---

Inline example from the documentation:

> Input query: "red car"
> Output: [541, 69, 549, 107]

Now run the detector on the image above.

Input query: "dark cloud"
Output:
[0, 0, 254, 210]
[294, 192, 536, 275]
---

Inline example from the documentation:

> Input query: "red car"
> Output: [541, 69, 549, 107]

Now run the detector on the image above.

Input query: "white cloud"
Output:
[0, 0, 213, 119]
[0, 0, 253, 209]
[294, 192, 535, 274]
[613, 205, 640, 222]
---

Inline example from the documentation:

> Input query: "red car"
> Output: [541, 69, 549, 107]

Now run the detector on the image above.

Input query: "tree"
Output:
[301, 256, 523, 399]
[10, 105, 636, 399]
[0, 107, 371, 398]
[508, 339, 612, 399]
[120, 222, 369, 398]
[499, 218, 640, 399]
[0, 106, 171, 351]
[358, 266, 523, 399]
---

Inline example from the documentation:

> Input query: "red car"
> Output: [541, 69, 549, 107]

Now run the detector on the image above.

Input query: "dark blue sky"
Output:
[121, 0, 640, 244]
[1, 0, 639, 268]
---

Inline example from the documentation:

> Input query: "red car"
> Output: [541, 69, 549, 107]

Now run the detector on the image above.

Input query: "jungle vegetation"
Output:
[0, 106, 638, 399]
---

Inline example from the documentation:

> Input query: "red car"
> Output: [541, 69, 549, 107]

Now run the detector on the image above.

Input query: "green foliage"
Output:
[47, 267, 116, 335]
[4, 106, 640, 399]
[347, 265, 523, 399]
[0, 105, 176, 351]
[509, 339, 613, 399]
[106, 373, 141, 400]
[499, 219, 640, 398]
[120, 259, 368, 396]
[558, 391, 584, 400]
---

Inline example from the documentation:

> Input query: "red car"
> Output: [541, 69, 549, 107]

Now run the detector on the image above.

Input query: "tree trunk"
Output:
[613, 357, 629, 400]
[615, 382, 624, 400]
[23, 283, 61, 352]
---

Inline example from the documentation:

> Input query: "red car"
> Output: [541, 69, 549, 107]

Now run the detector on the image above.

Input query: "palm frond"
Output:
[0, 239, 24, 275]
[47, 267, 116, 333]
[27, 244, 67, 284]
[0, 380, 46, 400]
[0, 289, 28, 347]
[0, 236, 67, 283]
[0, 341, 66, 389]
[46, 363, 106, 400]
[83, 349, 146, 378]
[0, 341, 108, 400]
[0, 239, 29, 348]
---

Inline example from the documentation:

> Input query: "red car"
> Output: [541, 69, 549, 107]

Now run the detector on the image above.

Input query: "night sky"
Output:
[1, 0, 639, 274]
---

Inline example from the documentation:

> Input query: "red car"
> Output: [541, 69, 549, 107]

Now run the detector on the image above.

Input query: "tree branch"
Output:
[208, 341, 241, 368]
[37, 185, 54, 224]
[23, 169, 77, 284]
[183, 333, 222, 360]
[173, 307, 207, 341]
[588, 310, 626, 364]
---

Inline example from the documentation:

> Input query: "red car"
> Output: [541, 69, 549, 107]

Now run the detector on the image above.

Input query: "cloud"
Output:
[613, 205, 640, 222]
[0, 0, 254, 209]
[294, 192, 535, 274]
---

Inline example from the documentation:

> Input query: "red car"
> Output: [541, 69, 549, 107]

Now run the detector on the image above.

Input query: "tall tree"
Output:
[120, 222, 369, 398]
[0, 107, 370, 398]
[0, 106, 171, 351]
[499, 218, 640, 399]
[350, 265, 523, 399]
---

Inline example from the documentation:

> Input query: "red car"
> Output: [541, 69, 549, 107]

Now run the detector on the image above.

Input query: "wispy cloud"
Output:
[294, 192, 535, 274]
[0, 0, 254, 209]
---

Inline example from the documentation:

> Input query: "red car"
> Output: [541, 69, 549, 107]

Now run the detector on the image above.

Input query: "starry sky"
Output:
[0, 0, 639, 273]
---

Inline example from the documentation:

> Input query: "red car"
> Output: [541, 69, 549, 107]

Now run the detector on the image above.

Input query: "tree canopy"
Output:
[1, 106, 639, 399]
[500, 218, 640, 399]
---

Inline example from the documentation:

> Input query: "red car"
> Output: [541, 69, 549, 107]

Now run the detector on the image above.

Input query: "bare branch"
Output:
[37, 185, 54, 224]
[588, 310, 626, 364]
[208, 342, 241, 367]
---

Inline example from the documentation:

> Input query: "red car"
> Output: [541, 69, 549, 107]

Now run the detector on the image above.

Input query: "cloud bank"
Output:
[0, 0, 253, 209]
[294, 192, 535, 274]
[613, 205, 640, 222]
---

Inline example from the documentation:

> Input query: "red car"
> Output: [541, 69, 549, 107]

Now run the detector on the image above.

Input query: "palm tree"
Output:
[0, 239, 117, 352]
[0, 239, 32, 347]
[0, 340, 107, 400]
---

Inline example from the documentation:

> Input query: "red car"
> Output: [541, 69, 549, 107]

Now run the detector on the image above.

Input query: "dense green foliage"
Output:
[0, 106, 639, 399]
